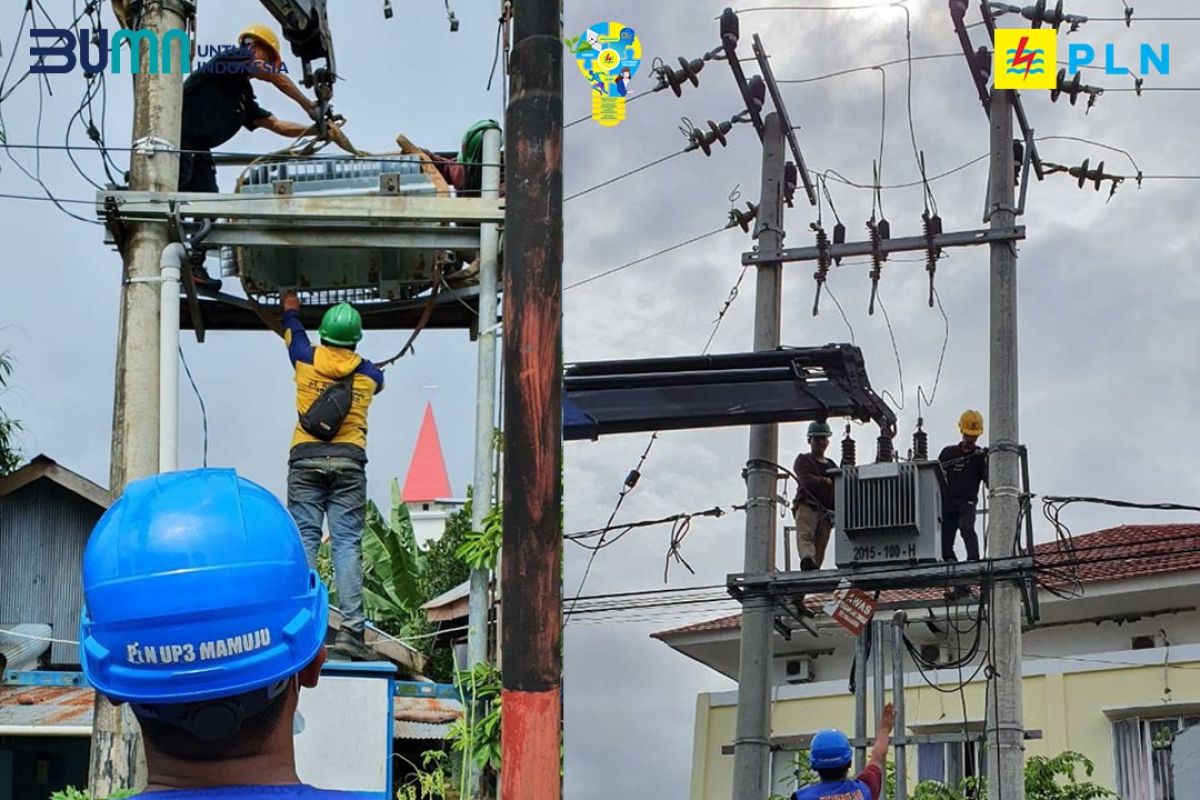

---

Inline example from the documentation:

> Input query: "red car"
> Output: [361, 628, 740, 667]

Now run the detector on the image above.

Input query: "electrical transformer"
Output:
[832, 460, 947, 568]
[224, 154, 465, 304]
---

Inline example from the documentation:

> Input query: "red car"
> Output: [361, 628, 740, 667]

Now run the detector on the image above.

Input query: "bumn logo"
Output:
[994, 28, 1056, 90]
[30, 28, 191, 75]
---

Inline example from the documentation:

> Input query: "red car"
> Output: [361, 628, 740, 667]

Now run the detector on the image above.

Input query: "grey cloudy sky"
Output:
[3, 2, 1200, 799]
[561, 2, 1200, 799]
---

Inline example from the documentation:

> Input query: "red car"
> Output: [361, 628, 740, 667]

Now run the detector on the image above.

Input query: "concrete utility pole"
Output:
[467, 125, 502, 799]
[985, 87, 1026, 800]
[92, 2, 191, 795]
[731, 111, 786, 800]
[500, 0, 562, 797]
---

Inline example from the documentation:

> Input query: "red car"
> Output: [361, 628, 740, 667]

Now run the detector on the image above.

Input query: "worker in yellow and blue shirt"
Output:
[281, 291, 383, 660]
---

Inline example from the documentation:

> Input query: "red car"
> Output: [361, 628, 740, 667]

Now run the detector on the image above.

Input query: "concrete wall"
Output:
[1173, 725, 1200, 796]
[688, 643, 1200, 800]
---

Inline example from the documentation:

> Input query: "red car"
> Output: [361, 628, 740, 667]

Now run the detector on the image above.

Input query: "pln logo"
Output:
[994, 27, 1170, 91]
[995, 29, 1056, 89]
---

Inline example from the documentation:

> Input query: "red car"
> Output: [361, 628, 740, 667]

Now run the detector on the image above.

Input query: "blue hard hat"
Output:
[80, 468, 328, 706]
[809, 729, 853, 769]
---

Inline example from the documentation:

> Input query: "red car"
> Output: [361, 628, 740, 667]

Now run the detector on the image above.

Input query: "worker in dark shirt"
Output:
[179, 24, 323, 193]
[180, 25, 334, 289]
[793, 420, 837, 572]
[793, 703, 895, 800]
[937, 409, 988, 562]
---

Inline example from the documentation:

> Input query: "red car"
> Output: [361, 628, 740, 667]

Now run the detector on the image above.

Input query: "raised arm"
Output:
[281, 291, 313, 366]
[868, 702, 895, 769]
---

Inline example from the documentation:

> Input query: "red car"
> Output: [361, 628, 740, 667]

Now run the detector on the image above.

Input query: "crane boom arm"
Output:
[256, 0, 335, 89]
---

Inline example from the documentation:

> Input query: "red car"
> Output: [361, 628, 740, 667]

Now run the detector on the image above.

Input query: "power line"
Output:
[564, 148, 688, 203]
[1087, 16, 1200, 22]
[779, 53, 961, 85]
[179, 345, 209, 468]
[564, 226, 731, 290]
[704, 264, 751, 353]
[0, 192, 94, 205]
[0, 143, 504, 170]
[875, 288, 905, 411]
[566, 505, 737, 542]
[727, 1, 912, 13]
[0, 3, 104, 227]
[916, 286, 950, 416]
[564, 434, 658, 624]
[0, 0, 100, 104]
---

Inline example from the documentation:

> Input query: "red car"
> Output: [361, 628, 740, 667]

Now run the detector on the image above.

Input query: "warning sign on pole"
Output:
[828, 585, 877, 636]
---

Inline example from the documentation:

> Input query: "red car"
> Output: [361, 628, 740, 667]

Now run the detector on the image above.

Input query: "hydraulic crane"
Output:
[256, 0, 339, 136]
[116, 0, 340, 134]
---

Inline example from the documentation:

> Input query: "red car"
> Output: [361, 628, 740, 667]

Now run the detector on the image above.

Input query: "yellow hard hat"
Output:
[239, 24, 282, 65]
[958, 409, 984, 437]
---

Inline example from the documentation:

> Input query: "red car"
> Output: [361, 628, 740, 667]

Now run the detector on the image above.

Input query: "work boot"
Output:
[190, 264, 222, 293]
[800, 557, 819, 572]
[330, 627, 375, 662]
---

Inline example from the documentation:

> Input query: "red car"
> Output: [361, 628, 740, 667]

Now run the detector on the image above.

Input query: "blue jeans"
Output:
[287, 457, 367, 633]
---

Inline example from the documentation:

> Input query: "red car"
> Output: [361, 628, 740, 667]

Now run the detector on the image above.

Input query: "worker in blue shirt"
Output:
[80, 469, 376, 798]
[794, 703, 895, 800]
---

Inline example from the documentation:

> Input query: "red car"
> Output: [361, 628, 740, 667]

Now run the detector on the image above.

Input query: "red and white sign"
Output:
[829, 587, 877, 635]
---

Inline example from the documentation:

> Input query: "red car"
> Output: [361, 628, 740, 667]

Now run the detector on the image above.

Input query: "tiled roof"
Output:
[652, 523, 1200, 640]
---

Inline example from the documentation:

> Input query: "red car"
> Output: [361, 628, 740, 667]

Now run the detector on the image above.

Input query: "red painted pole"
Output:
[501, 0, 563, 797]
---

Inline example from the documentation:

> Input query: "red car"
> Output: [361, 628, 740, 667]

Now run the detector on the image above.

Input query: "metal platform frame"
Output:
[728, 557, 1038, 618]
[95, 189, 504, 335]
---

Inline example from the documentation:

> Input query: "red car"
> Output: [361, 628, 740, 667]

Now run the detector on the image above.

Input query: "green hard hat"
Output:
[318, 303, 363, 346]
[807, 420, 833, 438]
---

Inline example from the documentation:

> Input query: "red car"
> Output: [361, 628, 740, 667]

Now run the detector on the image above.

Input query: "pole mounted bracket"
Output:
[131, 136, 177, 157]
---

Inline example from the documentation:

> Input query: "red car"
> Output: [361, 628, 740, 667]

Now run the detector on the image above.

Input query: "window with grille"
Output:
[917, 738, 984, 797]
[1112, 715, 1200, 800]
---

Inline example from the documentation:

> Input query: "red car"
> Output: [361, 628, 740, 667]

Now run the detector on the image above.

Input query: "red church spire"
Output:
[401, 403, 453, 502]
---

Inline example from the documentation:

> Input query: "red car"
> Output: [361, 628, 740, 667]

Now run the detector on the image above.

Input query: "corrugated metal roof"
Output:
[0, 685, 93, 732]
[653, 523, 1200, 640]
[0, 455, 109, 508]
[393, 696, 462, 741]
[421, 580, 470, 611]
[394, 719, 455, 740]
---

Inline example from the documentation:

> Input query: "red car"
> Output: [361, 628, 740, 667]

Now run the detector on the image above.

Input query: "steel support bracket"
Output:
[742, 226, 1025, 266]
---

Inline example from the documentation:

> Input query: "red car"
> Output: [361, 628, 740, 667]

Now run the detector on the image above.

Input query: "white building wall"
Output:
[769, 607, 1200, 687]
[407, 500, 465, 547]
